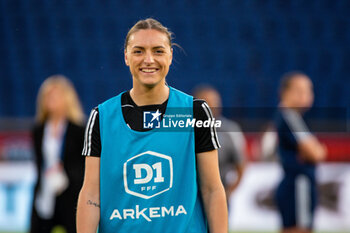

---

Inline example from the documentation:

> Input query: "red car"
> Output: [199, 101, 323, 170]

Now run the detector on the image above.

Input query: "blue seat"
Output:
[77, 17, 98, 45]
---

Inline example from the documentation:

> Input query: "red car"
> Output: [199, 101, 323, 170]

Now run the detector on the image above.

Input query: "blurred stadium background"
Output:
[0, 0, 349, 232]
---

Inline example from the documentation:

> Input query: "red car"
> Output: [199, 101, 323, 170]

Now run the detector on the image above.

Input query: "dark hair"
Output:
[279, 71, 308, 95]
[124, 18, 173, 50]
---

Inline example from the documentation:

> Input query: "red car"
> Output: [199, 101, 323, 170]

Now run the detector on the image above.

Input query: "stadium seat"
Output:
[0, 0, 349, 117]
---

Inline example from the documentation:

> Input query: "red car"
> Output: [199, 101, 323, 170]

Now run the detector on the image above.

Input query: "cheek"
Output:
[168, 54, 172, 65]
[167, 55, 173, 65]
[130, 58, 142, 68]
[300, 93, 312, 106]
[51, 95, 66, 110]
[162, 57, 172, 70]
[58, 98, 66, 107]
[44, 99, 52, 110]
[307, 94, 314, 104]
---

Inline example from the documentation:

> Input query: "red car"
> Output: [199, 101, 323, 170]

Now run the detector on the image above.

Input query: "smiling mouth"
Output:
[140, 68, 159, 73]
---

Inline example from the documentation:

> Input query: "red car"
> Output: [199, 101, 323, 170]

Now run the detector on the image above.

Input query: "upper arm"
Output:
[282, 109, 312, 144]
[281, 109, 326, 163]
[196, 150, 223, 193]
[193, 99, 220, 153]
[82, 108, 101, 157]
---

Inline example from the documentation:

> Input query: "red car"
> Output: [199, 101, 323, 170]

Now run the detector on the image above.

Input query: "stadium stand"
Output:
[0, 0, 349, 117]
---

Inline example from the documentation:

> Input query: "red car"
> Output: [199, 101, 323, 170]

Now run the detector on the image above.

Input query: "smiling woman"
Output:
[76, 18, 227, 233]
[125, 29, 173, 100]
[122, 19, 174, 106]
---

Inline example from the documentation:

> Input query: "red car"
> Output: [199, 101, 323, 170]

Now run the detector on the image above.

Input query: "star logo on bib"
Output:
[150, 109, 162, 122]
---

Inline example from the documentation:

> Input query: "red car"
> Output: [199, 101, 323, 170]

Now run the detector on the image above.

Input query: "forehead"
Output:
[198, 89, 219, 99]
[128, 29, 170, 48]
[290, 76, 312, 89]
[46, 83, 65, 93]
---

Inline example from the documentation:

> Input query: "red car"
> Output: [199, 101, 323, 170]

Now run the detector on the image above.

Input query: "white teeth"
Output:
[141, 68, 157, 73]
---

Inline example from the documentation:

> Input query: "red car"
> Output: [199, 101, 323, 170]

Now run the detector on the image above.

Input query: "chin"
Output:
[142, 82, 158, 88]
[141, 78, 164, 88]
[140, 79, 163, 88]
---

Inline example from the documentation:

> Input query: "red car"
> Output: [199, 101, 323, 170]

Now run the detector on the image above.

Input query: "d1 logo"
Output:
[123, 151, 173, 199]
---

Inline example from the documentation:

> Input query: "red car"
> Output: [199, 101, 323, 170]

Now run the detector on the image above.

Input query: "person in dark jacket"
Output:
[274, 72, 326, 233]
[30, 75, 85, 233]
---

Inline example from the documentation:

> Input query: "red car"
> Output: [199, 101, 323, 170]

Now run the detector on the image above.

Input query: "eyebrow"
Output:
[131, 46, 166, 50]
[153, 46, 166, 49]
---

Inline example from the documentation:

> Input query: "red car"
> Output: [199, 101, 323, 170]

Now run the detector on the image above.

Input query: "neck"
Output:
[279, 102, 302, 113]
[47, 115, 66, 137]
[130, 84, 169, 106]
[48, 114, 65, 126]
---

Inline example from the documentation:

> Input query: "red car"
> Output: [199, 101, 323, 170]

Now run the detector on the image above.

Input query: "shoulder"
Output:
[274, 109, 288, 129]
[168, 87, 193, 107]
[67, 121, 85, 134]
[193, 98, 206, 106]
[170, 87, 193, 98]
[193, 98, 208, 109]
[193, 98, 213, 118]
[86, 107, 100, 128]
[32, 122, 44, 133]
[280, 109, 308, 132]
[219, 116, 242, 131]
[278, 108, 312, 143]
[31, 123, 45, 141]
[86, 107, 99, 123]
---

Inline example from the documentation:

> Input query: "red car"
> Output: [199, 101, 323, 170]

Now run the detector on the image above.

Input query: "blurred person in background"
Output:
[193, 85, 246, 205]
[30, 75, 85, 233]
[274, 71, 327, 233]
[260, 123, 278, 161]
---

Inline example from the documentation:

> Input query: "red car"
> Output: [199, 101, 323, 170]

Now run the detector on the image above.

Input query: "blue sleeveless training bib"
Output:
[98, 87, 207, 233]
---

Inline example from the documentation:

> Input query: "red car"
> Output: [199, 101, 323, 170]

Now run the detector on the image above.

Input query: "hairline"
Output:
[125, 19, 173, 50]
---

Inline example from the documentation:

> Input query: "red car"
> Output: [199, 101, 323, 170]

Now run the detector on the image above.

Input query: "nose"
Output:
[143, 51, 154, 64]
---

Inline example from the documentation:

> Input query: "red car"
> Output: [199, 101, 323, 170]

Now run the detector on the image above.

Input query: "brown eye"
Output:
[133, 50, 142, 54]
[155, 50, 165, 54]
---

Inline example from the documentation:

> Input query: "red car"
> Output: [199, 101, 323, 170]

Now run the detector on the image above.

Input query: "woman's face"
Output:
[283, 76, 314, 110]
[124, 29, 173, 89]
[45, 86, 66, 118]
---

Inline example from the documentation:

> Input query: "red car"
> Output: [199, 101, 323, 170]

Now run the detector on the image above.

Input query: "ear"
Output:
[124, 49, 129, 66]
[169, 48, 173, 65]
